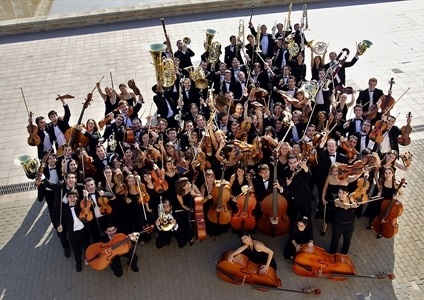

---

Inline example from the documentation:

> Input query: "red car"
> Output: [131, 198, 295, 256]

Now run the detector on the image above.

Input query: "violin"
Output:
[351, 175, 370, 203]
[27, 112, 41, 146]
[85, 226, 154, 271]
[113, 170, 128, 195]
[251, 136, 263, 161]
[369, 118, 387, 144]
[373, 178, 406, 239]
[79, 148, 97, 178]
[195, 152, 211, 171]
[335, 131, 359, 160]
[136, 179, 150, 204]
[302, 143, 317, 167]
[64, 93, 92, 151]
[336, 160, 365, 180]
[97, 183, 112, 215]
[35, 150, 52, 187]
[150, 164, 169, 193]
[257, 151, 290, 237]
[397, 112, 412, 146]
[230, 175, 257, 232]
[132, 146, 144, 169]
[207, 161, 232, 225]
[124, 127, 135, 144]
[400, 151, 412, 167]
[335, 85, 354, 95]
[79, 195, 93, 222]
[293, 245, 395, 281]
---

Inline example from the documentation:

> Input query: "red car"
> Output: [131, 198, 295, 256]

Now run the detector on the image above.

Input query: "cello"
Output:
[216, 251, 320, 295]
[257, 151, 290, 237]
[373, 178, 406, 239]
[64, 93, 93, 151]
[230, 174, 257, 232]
[85, 226, 154, 271]
[293, 245, 395, 281]
[207, 161, 232, 225]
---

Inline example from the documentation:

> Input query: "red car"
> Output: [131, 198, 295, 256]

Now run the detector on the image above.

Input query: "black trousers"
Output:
[110, 252, 138, 277]
[156, 227, 190, 249]
[329, 221, 354, 254]
[68, 227, 90, 263]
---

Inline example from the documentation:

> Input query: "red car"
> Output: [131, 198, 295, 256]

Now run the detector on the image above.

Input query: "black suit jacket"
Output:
[174, 48, 195, 69]
[252, 175, 284, 202]
[344, 118, 364, 136]
[224, 44, 244, 67]
[182, 87, 201, 113]
[249, 27, 275, 58]
[354, 132, 378, 153]
[316, 147, 347, 187]
[36, 129, 53, 159]
[46, 104, 71, 146]
[324, 56, 358, 86]
[154, 92, 178, 120]
[356, 88, 384, 112]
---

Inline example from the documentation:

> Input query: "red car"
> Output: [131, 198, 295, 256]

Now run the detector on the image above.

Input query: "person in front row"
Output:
[283, 216, 314, 259]
[99, 224, 139, 277]
[228, 233, 277, 274]
[329, 186, 358, 254]
[155, 199, 193, 249]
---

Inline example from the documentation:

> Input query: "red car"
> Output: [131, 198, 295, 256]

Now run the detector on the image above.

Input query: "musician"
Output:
[292, 23, 308, 55]
[96, 82, 118, 116]
[329, 186, 359, 254]
[285, 110, 306, 143]
[283, 154, 313, 222]
[174, 39, 195, 69]
[334, 91, 355, 121]
[356, 77, 384, 116]
[56, 189, 91, 272]
[117, 83, 137, 107]
[248, 23, 275, 60]
[102, 114, 125, 155]
[98, 224, 139, 277]
[220, 70, 242, 97]
[310, 50, 325, 81]
[56, 143, 77, 171]
[93, 145, 115, 180]
[117, 99, 142, 128]
[273, 38, 290, 73]
[354, 120, 377, 153]
[289, 52, 307, 87]
[252, 164, 281, 204]
[249, 63, 270, 92]
[313, 68, 331, 115]
[324, 49, 360, 86]
[245, 34, 259, 66]
[343, 104, 364, 136]
[230, 58, 248, 83]
[76, 119, 101, 157]
[273, 23, 285, 39]
[378, 114, 406, 157]
[224, 35, 244, 67]
[46, 97, 71, 153]
[181, 78, 200, 113]
[34, 115, 53, 159]
[228, 233, 277, 273]
[283, 216, 314, 259]
[282, 76, 298, 111]
[155, 199, 193, 248]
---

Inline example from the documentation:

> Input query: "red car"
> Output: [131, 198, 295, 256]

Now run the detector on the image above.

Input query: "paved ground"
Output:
[1, 0, 424, 299]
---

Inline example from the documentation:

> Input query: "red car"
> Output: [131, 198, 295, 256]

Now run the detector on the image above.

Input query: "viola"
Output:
[373, 178, 406, 239]
[137, 181, 150, 204]
[35, 150, 52, 187]
[351, 176, 370, 203]
[230, 178, 257, 232]
[64, 93, 93, 152]
[257, 151, 290, 237]
[336, 160, 365, 180]
[216, 251, 282, 288]
[398, 112, 412, 146]
[195, 152, 211, 171]
[293, 245, 395, 281]
[124, 127, 135, 144]
[302, 143, 317, 167]
[369, 119, 387, 144]
[85, 226, 154, 271]
[27, 112, 41, 146]
[207, 162, 232, 225]
[151, 164, 169, 193]
[79, 195, 93, 222]
[335, 85, 354, 95]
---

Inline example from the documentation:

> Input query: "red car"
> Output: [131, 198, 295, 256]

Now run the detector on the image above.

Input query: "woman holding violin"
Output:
[276, 142, 292, 177]
[140, 169, 160, 220]
[228, 233, 277, 274]
[62, 159, 84, 183]
[77, 118, 101, 158]
[215, 143, 243, 180]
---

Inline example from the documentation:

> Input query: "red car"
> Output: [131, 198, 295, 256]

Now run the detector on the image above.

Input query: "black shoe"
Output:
[320, 230, 326, 236]
[76, 262, 82, 272]
[131, 266, 139, 273]
[64, 248, 71, 258]
[366, 225, 373, 230]
[189, 238, 194, 247]
[377, 234, 382, 239]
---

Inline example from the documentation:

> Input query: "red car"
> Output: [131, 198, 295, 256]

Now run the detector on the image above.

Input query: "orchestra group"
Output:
[24, 6, 413, 285]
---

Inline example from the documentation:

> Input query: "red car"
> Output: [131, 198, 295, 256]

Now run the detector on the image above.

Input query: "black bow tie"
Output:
[355, 118, 362, 121]
[263, 179, 269, 183]
[369, 90, 374, 92]
[329, 154, 335, 157]
[49, 167, 56, 171]
[225, 81, 231, 84]
[241, 81, 245, 84]
[234, 68, 239, 71]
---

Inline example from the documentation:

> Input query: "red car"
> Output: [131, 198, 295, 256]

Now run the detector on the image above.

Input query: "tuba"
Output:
[14, 154, 39, 179]
[205, 29, 221, 64]
[149, 43, 176, 88]
[357, 40, 372, 56]
[158, 203, 174, 231]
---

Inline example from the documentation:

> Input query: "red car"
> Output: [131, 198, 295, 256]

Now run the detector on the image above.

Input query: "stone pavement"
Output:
[1, 0, 424, 299]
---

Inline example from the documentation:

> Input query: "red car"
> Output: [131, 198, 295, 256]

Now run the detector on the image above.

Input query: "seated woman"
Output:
[228, 233, 277, 273]
[283, 216, 314, 259]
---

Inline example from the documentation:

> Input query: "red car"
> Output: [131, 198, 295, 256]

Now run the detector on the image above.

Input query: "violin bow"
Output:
[300, 99, 318, 141]
[20, 87, 31, 116]
[91, 75, 105, 94]
[136, 174, 148, 220]
[382, 87, 410, 115]
[110, 71, 114, 90]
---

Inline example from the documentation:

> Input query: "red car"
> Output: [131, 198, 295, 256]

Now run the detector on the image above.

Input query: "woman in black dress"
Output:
[283, 216, 314, 259]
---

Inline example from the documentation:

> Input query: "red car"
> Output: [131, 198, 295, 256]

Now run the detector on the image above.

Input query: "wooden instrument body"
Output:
[352, 177, 370, 202]
[293, 245, 357, 281]
[151, 168, 169, 193]
[79, 197, 93, 222]
[85, 233, 131, 271]
[216, 251, 282, 288]
[231, 190, 257, 232]
[372, 199, 404, 238]
[194, 196, 206, 240]
[208, 182, 232, 225]
[27, 123, 41, 146]
[98, 196, 112, 215]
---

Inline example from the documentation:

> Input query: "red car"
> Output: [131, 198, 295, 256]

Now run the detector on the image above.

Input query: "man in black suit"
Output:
[55, 189, 90, 272]
[174, 40, 195, 69]
[354, 120, 377, 153]
[152, 84, 179, 129]
[378, 114, 407, 157]
[283, 154, 314, 222]
[230, 58, 248, 83]
[220, 70, 242, 97]
[315, 137, 348, 219]
[356, 77, 385, 123]
[33, 115, 53, 159]
[181, 78, 201, 113]
[312, 68, 331, 115]
[248, 23, 275, 63]
[343, 104, 364, 137]
[249, 63, 270, 92]
[102, 115, 125, 156]
[324, 49, 360, 86]
[93, 145, 115, 182]
[46, 97, 71, 153]
[224, 35, 244, 67]
[292, 23, 309, 55]
[273, 38, 290, 74]
[285, 110, 306, 143]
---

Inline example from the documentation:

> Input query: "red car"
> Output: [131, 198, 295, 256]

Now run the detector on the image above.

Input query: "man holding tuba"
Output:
[174, 39, 195, 69]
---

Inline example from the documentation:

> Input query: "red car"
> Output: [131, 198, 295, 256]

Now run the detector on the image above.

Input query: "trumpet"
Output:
[236, 19, 244, 57]
[303, 4, 309, 30]
[109, 132, 117, 152]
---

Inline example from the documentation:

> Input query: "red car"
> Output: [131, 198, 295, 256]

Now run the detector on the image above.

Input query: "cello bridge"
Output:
[270, 217, 279, 225]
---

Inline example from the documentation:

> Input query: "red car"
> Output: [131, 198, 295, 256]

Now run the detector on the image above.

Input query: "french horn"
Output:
[14, 154, 39, 180]
[357, 40, 372, 56]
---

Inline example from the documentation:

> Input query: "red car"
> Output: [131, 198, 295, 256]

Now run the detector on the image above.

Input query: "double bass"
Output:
[257, 151, 290, 237]
[207, 162, 232, 225]
[293, 245, 394, 281]
[373, 178, 406, 239]
[230, 175, 257, 232]
[85, 226, 154, 271]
